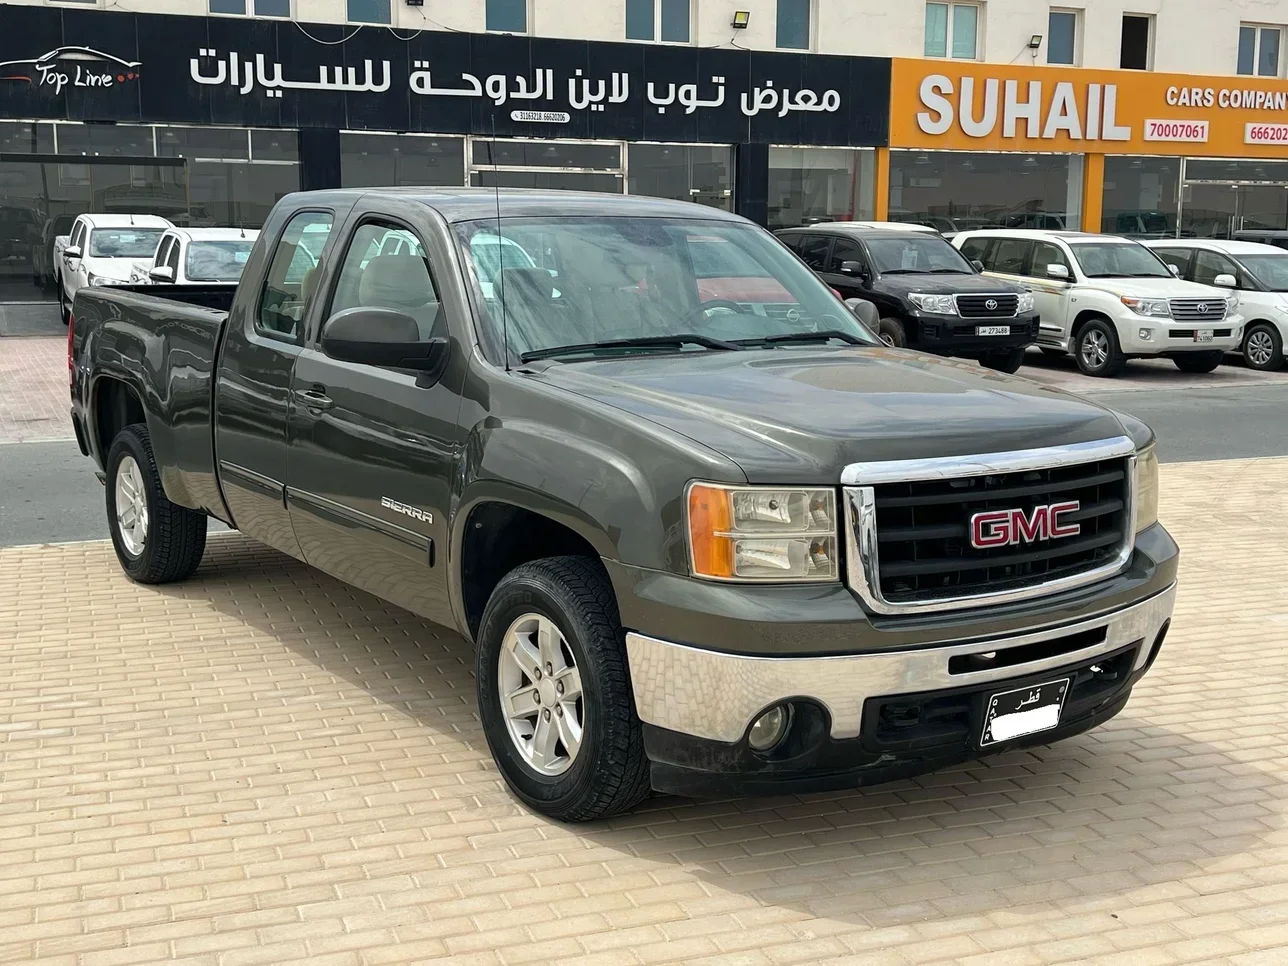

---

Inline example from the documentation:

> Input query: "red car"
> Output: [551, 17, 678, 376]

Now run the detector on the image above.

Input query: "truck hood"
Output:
[83, 255, 144, 282]
[875, 272, 1024, 296]
[534, 347, 1129, 482]
[1081, 276, 1230, 299]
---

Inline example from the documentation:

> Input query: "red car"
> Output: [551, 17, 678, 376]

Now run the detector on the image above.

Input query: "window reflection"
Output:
[768, 147, 874, 229]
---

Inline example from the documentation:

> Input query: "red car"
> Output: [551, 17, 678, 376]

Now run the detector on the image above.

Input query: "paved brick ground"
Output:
[0, 336, 71, 443]
[1, 458, 1286, 966]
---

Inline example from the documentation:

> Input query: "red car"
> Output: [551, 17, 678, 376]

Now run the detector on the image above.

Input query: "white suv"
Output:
[1143, 238, 1287, 371]
[953, 230, 1243, 377]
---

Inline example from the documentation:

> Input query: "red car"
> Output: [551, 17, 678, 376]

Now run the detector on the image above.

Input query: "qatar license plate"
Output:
[1194, 329, 1214, 342]
[980, 678, 1070, 747]
[976, 325, 1010, 336]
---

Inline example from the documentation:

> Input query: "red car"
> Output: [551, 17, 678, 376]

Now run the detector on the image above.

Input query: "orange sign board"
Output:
[890, 57, 1288, 158]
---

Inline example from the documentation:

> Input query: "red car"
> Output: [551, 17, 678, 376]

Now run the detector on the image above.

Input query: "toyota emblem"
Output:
[1197, 303, 1208, 313]
[985, 298, 998, 311]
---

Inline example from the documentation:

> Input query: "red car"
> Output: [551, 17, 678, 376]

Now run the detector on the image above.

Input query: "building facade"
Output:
[4, 0, 1288, 304]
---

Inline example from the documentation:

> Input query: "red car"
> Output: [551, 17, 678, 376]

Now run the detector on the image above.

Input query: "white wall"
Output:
[14, 0, 1288, 78]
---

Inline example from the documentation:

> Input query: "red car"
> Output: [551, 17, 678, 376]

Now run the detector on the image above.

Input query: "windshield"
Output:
[867, 235, 975, 274]
[1238, 253, 1288, 291]
[455, 216, 874, 361]
[1071, 242, 1172, 278]
[88, 228, 166, 259]
[186, 240, 256, 282]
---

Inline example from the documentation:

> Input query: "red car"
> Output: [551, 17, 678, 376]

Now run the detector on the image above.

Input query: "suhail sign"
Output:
[916, 74, 1132, 141]
[0, 46, 141, 95]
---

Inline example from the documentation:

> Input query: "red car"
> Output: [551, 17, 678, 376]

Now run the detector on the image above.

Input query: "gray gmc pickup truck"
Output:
[70, 188, 1178, 822]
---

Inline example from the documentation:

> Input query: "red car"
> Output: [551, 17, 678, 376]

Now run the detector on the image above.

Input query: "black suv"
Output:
[776, 225, 1039, 373]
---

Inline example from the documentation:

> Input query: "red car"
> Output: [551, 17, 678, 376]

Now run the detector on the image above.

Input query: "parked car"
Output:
[954, 229, 1243, 377]
[59, 214, 173, 323]
[1144, 238, 1288, 371]
[32, 214, 77, 290]
[71, 188, 1177, 821]
[128, 228, 260, 286]
[776, 224, 1037, 373]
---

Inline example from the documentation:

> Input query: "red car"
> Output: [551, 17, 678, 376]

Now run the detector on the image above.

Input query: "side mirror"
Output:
[1213, 273, 1237, 288]
[844, 297, 880, 328]
[971, 259, 985, 272]
[1045, 263, 1070, 279]
[320, 307, 449, 375]
[1168, 263, 1181, 276]
[840, 260, 866, 277]
[149, 266, 174, 282]
[64, 245, 82, 259]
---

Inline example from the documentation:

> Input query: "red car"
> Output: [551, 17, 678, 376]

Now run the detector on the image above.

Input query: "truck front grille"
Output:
[956, 294, 1019, 318]
[1169, 298, 1227, 322]
[842, 438, 1137, 615]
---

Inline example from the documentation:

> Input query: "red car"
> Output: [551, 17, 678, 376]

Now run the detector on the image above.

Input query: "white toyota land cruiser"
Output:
[953, 229, 1242, 377]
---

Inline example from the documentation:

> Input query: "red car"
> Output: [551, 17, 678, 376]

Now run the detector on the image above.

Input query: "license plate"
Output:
[980, 678, 1070, 747]
[976, 325, 1010, 336]
[1194, 329, 1214, 342]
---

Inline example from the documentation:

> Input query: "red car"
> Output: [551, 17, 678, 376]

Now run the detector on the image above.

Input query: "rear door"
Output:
[285, 209, 466, 627]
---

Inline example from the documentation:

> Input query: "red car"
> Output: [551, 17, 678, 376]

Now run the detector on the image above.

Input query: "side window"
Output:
[1193, 250, 1238, 286]
[828, 237, 867, 272]
[1152, 248, 1191, 279]
[152, 237, 172, 268]
[257, 211, 334, 341]
[166, 239, 182, 275]
[957, 236, 989, 263]
[797, 234, 832, 271]
[991, 238, 1032, 275]
[70, 221, 85, 249]
[776, 233, 803, 254]
[328, 221, 440, 343]
[1030, 242, 1069, 278]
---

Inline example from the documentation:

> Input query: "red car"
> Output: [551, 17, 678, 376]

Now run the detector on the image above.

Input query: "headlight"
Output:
[687, 483, 838, 581]
[1226, 295, 1239, 312]
[1017, 292, 1035, 313]
[908, 293, 957, 315]
[87, 273, 125, 287]
[1120, 296, 1171, 318]
[1133, 444, 1159, 533]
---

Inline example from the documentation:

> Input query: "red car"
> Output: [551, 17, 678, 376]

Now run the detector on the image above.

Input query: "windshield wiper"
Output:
[877, 268, 923, 274]
[519, 333, 743, 363]
[736, 330, 868, 347]
[925, 268, 971, 274]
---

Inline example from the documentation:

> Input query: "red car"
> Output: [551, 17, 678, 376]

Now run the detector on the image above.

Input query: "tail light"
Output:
[67, 314, 74, 389]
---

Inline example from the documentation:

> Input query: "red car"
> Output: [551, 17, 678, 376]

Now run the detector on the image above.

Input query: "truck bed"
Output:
[71, 285, 234, 521]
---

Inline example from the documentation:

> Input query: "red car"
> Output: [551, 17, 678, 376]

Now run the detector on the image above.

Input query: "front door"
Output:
[286, 214, 464, 628]
[1026, 241, 1075, 343]
[817, 234, 870, 300]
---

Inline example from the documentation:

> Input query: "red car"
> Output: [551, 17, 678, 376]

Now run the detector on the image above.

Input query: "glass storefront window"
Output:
[1102, 156, 1180, 237]
[157, 126, 250, 160]
[470, 170, 624, 193]
[0, 122, 55, 154]
[888, 150, 1080, 233]
[472, 140, 621, 169]
[768, 147, 875, 229]
[1182, 158, 1288, 237]
[341, 133, 465, 187]
[628, 144, 733, 211]
[55, 123, 155, 157]
[251, 129, 299, 162]
[189, 162, 300, 228]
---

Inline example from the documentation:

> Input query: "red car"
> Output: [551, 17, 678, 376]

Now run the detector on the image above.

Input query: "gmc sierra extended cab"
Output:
[70, 189, 1178, 822]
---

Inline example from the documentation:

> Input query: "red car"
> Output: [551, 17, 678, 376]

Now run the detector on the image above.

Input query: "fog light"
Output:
[747, 704, 792, 752]
[1138, 328, 1153, 341]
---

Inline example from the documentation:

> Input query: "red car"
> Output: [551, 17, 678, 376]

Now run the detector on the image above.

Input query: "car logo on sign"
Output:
[984, 299, 998, 311]
[970, 501, 1081, 549]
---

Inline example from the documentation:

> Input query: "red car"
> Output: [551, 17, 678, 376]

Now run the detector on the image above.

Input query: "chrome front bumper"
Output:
[625, 581, 1176, 744]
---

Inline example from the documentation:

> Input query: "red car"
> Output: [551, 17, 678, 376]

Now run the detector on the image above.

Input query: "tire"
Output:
[980, 347, 1026, 374]
[877, 317, 907, 348]
[59, 287, 70, 326]
[1242, 323, 1284, 371]
[476, 556, 650, 822]
[105, 423, 207, 584]
[1173, 350, 1224, 374]
[1073, 319, 1126, 377]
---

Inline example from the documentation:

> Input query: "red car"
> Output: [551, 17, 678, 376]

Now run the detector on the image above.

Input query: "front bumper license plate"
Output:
[1194, 329, 1214, 342]
[980, 677, 1070, 747]
[976, 325, 1010, 336]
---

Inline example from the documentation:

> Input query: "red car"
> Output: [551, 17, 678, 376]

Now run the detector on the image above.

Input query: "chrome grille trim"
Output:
[1169, 298, 1228, 322]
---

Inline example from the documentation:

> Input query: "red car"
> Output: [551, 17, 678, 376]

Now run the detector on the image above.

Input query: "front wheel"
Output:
[980, 347, 1026, 374]
[1242, 323, 1284, 371]
[476, 556, 650, 822]
[1173, 351, 1224, 374]
[877, 317, 907, 348]
[106, 423, 207, 583]
[59, 287, 71, 326]
[1074, 319, 1126, 377]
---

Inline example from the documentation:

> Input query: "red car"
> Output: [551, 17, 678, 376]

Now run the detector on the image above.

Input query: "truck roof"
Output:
[168, 227, 260, 242]
[285, 188, 747, 225]
[77, 213, 173, 229]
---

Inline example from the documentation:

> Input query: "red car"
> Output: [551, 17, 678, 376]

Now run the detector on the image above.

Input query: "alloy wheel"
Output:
[1246, 329, 1275, 368]
[1081, 330, 1109, 369]
[114, 455, 149, 556]
[496, 613, 584, 776]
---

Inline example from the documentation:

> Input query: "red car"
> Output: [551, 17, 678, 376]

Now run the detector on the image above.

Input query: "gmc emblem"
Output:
[970, 501, 1081, 549]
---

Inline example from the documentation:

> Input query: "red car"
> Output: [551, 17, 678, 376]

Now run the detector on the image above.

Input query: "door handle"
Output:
[294, 389, 334, 412]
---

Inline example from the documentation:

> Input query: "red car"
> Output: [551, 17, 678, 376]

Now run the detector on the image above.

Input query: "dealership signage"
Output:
[0, 5, 889, 146]
[891, 58, 1288, 157]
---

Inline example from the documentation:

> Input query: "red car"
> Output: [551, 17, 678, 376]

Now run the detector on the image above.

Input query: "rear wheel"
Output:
[1242, 323, 1284, 371]
[476, 556, 650, 822]
[106, 423, 207, 584]
[1173, 351, 1224, 374]
[1074, 319, 1126, 377]
[980, 347, 1026, 374]
[59, 287, 70, 326]
[877, 317, 906, 348]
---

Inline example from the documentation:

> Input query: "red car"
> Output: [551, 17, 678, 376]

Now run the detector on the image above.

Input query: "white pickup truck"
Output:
[953, 229, 1242, 377]
[128, 227, 259, 286]
[59, 214, 173, 324]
